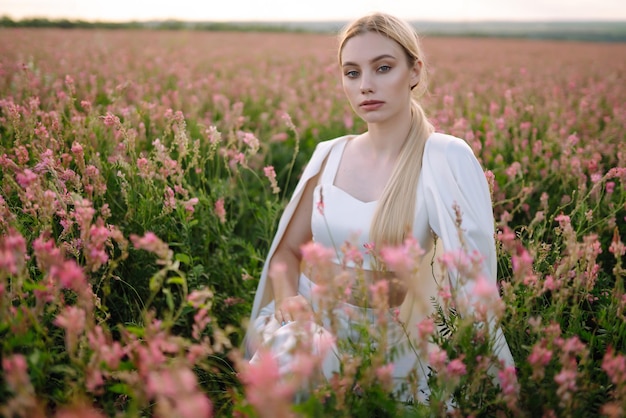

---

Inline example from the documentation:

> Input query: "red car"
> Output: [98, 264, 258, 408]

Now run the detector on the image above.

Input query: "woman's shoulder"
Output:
[315, 134, 354, 150]
[424, 132, 474, 157]
[423, 132, 482, 177]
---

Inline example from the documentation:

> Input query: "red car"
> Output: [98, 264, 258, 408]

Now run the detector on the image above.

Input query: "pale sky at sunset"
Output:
[1, 0, 624, 22]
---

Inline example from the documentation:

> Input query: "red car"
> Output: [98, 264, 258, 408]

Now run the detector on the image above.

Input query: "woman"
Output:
[244, 12, 514, 402]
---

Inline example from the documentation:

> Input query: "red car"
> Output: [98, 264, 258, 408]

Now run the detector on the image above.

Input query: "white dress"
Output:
[245, 132, 515, 401]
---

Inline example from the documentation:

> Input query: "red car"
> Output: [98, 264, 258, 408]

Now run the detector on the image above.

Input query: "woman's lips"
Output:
[359, 100, 384, 111]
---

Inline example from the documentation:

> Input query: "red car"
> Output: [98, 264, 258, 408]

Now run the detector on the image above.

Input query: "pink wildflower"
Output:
[240, 350, 295, 416]
[340, 241, 363, 267]
[187, 287, 214, 308]
[130, 232, 172, 262]
[498, 365, 520, 410]
[102, 112, 119, 127]
[2, 354, 30, 389]
[602, 347, 626, 387]
[369, 279, 390, 310]
[54, 306, 86, 352]
[80, 100, 92, 112]
[428, 347, 448, 371]
[214, 198, 226, 223]
[505, 161, 522, 179]
[609, 228, 625, 257]
[380, 236, 424, 274]
[50, 260, 87, 291]
[300, 241, 334, 266]
[446, 357, 467, 378]
[554, 369, 577, 403]
[184, 197, 199, 214]
[192, 308, 211, 340]
[16, 169, 38, 188]
[417, 317, 435, 340]
[241, 132, 260, 153]
[0, 228, 27, 275]
[528, 343, 553, 379]
[263, 165, 280, 194]
[376, 363, 395, 388]
[554, 213, 571, 228]
[473, 274, 498, 299]
[229, 152, 245, 168]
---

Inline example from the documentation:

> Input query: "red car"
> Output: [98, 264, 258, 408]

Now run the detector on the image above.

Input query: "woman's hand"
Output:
[275, 295, 313, 325]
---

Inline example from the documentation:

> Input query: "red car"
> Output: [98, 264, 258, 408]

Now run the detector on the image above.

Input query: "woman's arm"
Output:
[269, 172, 319, 324]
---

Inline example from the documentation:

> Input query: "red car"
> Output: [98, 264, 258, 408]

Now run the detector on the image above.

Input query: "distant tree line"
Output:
[0, 16, 308, 32]
[2, 15, 625, 41]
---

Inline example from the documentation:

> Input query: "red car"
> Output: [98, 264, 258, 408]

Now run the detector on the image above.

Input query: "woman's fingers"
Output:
[276, 295, 312, 325]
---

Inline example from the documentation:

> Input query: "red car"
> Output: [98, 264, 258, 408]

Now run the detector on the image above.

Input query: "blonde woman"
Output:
[245, 12, 515, 402]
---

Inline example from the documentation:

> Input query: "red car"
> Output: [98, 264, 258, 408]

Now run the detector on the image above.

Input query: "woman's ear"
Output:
[410, 60, 422, 90]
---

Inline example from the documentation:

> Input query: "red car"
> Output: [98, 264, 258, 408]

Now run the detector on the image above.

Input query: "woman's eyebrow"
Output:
[342, 54, 397, 68]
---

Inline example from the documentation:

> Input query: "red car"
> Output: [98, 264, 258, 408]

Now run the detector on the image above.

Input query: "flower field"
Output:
[0, 28, 625, 417]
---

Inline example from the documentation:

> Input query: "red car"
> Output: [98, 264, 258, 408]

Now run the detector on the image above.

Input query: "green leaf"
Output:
[175, 253, 191, 264]
[166, 276, 186, 286]
[124, 326, 145, 337]
[163, 288, 174, 312]
[108, 382, 131, 395]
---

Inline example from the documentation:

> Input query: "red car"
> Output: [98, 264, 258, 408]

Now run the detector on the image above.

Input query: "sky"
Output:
[1, 0, 625, 22]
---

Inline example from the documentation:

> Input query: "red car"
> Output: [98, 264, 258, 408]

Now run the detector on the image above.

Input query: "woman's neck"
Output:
[365, 108, 413, 160]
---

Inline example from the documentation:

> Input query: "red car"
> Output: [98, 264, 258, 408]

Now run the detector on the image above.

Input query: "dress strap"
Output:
[320, 139, 348, 185]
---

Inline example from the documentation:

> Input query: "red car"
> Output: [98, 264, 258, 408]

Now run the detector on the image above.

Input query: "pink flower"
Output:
[505, 161, 521, 179]
[2, 354, 30, 389]
[554, 213, 571, 228]
[446, 357, 467, 377]
[602, 347, 626, 387]
[102, 112, 119, 127]
[240, 350, 295, 415]
[428, 347, 448, 371]
[554, 369, 577, 401]
[136, 157, 153, 178]
[229, 152, 245, 168]
[80, 100, 92, 112]
[184, 197, 199, 213]
[380, 236, 424, 274]
[417, 318, 435, 340]
[54, 306, 86, 351]
[130, 232, 172, 262]
[376, 363, 394, 387]
[263, 165, 280, 194]
[0, 228, 27, 275]
[300, 241, 334, 266]
[214, 198, 226, 223]
[609, 228, 625, 257]
[71, 141, 84, 158]
[340, 241, 363, 267]
[498, 365, 520, 410]
[50, 260, 87, 291]
[473, 274, 498, 299]
[187, 287, 214, 308]
[528, 343, 553, 367]
[16, 169, 38, 188]
[369, 279, 389, 309]
[316, 186, 325, 215]
[241, 132, 260, 153]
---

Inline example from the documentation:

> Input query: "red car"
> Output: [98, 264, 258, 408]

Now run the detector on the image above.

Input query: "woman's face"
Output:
[340, 31, 420, 126]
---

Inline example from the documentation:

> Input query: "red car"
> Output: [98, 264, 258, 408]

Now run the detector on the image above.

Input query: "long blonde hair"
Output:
[338, 13, 435, 254]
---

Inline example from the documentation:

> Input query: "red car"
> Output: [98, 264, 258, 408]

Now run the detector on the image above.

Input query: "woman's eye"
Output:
[345, 70, 359, 78]
[378, 65, 391, 73]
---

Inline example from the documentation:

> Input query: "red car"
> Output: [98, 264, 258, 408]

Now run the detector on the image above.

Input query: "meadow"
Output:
[0, 28, 625, 417]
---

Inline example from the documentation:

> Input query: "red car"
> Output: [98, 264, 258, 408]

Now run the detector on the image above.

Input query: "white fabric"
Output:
[244, 132, 514, 390]
[311, 138, 378, 269]
[250, 273, 430, 402]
